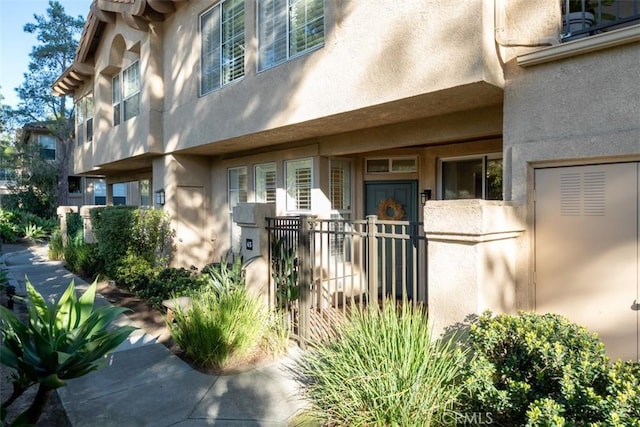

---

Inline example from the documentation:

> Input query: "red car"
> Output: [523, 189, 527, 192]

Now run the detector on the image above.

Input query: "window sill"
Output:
[517, 24, 640, 67]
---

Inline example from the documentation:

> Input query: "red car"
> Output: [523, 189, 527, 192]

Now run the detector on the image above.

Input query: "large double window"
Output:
[258, 0, 325, 71]
[112, 61, 140, 126]
[76, 94, 93, 145]
[200, 0, 245, 95]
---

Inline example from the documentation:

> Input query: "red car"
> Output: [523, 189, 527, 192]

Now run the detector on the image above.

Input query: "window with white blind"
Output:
[255, 163, 276, 204]
[38, 135, 56, 160]
[257, 0, 325, 71]
[200, 0, 245, 96]
[286, 158, 312, 211]
[330, 159, 350, 212]
[330, 159, 351, 260]
[112, 61, 140, 126]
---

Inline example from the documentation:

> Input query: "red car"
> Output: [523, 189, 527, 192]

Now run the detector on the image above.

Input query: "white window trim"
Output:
[254, 162, 277, 204]
[437, 153, 502, 200]
[112, 61, 140, 126]
[257, 0, 326, 72]
[200, 0, 245, 96]
[285, 158, 313, 212]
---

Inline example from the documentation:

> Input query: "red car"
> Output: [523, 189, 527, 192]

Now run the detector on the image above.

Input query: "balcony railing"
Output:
[562, 0, 640, 41]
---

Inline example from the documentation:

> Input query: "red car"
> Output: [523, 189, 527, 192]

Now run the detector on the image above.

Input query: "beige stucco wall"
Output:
[503, 26, 640, 309]
[161, 0, 507, 154]
[424, 200, 525, 335]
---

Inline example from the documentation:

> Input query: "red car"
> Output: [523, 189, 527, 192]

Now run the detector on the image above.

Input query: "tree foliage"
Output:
[5, 1, 84, 210]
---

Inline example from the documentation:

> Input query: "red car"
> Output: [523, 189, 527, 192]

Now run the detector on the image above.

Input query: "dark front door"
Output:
[364, 181, 418, 299]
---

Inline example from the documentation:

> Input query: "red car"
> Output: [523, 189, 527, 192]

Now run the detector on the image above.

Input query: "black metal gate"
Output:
[267, 215, 427, 348]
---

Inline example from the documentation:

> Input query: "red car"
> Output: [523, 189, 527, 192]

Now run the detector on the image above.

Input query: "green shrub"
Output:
[62, 231, 102, 279]
[90, 206, 137, 278]
[297, 301, 467, 426]
[0, 278, 135, 425]
[91, 206, 174, 279]
[66, 211, 83, 238]
[459, 311, 640, 426]
[113, 251, 157, 292]
[136, 267, 206, 308]
[171, 288, 271, 369]
[48, 230, 64, 260]
[0, 209, 19, 243]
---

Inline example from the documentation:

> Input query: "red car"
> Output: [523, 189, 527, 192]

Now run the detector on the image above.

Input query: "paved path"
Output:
[1, 244, 309, 426]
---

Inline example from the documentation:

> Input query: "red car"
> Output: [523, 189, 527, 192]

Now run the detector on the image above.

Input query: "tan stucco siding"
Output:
[161, 0, 502, 153]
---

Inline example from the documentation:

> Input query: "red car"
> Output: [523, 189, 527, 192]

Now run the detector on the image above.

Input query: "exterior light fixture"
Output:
[155, 189, 165, 206]
[420, 189, 432, 204]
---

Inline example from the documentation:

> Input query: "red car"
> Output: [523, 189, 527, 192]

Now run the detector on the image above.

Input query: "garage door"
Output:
[535, 163, 639, 362]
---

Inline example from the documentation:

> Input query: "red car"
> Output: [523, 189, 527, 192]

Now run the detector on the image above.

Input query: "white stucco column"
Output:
[424, 200, 525, 335]
[232, 203, 276, 305]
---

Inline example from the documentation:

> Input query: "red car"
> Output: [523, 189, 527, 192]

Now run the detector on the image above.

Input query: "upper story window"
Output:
[258, 0, 325, 71]
[200, 0, 245, 95]
[561, 0, 640, 41]
[285, 158, 312, 211]
[112, 61, 140, 126]
[255, 163, 276, 203]
[38, 135, 56, 160]
[440, 154, 502, 201]
[76, 94, 93, 145]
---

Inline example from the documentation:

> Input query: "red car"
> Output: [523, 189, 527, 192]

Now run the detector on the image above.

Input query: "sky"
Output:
[0, 0, 92, 109]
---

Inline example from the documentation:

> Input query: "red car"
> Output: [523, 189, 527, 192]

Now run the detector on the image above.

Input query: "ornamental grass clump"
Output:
[170, 288, 272, 369]
[296, 301, 467, 427]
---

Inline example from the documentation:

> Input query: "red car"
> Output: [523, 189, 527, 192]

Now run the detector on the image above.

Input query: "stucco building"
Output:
[53, 0, 639, 361]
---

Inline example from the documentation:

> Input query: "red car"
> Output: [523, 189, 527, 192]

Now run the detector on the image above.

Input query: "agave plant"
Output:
[22, 223, 46, 241]
[0, 278, 136, 425]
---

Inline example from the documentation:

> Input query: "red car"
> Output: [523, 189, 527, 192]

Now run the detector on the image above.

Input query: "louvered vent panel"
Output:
[560, 172, 581, 216]
[583, 171, 606, 216]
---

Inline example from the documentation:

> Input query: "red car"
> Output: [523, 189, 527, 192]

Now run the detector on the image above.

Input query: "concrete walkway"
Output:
[1, 244, 309, 426]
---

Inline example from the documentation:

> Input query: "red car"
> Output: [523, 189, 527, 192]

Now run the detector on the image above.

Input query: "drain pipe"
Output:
[494, 0, 558, 47]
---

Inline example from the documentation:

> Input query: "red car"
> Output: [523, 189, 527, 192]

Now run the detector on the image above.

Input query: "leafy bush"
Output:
[0, 209, 20, 243]
[113, 252, 157, 292]
[91, 206, 174, 279]
[0, 278, 135, 425]
[458, 311, 640, 426]
[90, 206, 137, 278]
[66, 211, 83, 238]
[297, 301, 467, 426]
[135, 267, 206, 309]
[171, 288, 271, 369]
[63, 231, 102, 279]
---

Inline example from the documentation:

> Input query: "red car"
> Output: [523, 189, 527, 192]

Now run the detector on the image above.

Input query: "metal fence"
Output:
[267, 215, 427, 348]
[562, 0, 640, 40]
